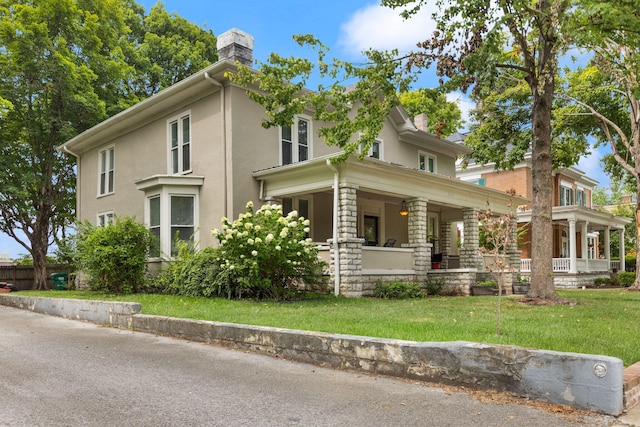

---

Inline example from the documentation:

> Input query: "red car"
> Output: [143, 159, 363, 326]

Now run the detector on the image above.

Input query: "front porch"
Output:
[520, 258, 622, 273]
[256, 155, 525, 296]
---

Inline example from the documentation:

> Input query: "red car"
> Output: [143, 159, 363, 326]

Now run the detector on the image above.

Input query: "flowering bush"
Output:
[212, 201, 326, 299]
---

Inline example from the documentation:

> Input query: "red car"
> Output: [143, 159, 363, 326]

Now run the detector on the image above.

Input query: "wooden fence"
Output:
[0, 264, 72, 290]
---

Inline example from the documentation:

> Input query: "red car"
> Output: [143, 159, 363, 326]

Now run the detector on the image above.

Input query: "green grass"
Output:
[17, 289, 640, 366]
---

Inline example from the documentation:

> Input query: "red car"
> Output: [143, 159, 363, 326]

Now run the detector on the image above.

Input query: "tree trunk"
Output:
[526, 61, 560, 300]
[31, 213, 51, 290]
[632, 196, 640, 289]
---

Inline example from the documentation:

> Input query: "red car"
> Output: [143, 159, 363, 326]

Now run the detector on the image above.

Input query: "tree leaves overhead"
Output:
[398, 88, 463, 137]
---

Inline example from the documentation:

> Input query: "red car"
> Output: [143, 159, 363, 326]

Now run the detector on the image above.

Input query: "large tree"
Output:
[0, 0, 217, 289]
[382, 0, 584, 300]
[565, 0, 640, 288]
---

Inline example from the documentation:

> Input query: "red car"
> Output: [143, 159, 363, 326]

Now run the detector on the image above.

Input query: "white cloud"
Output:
[338, 3, 436, 58]
[577, 147, 610, 188]
[446, 91, 475, 132]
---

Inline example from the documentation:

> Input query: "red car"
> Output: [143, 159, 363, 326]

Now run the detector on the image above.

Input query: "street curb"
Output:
[0, 294, 624, 416]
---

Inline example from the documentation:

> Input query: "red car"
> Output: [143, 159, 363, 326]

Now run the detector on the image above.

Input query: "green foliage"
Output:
[617, 272, 636, 288]
[158, 246, 227, 297]
[625, 256, 636, 272]
[230, 34, 414, 163]
[476, 280, 497, 287]
[423, 277, 444, 296]
[398, 88, 463, 136]
[593, 277, 614, 287]
[76, 217, 152, 294]
[212, 201, 326, 300]
[373, 281, 424, 299]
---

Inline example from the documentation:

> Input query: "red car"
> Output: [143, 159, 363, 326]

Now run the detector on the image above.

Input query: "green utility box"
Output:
[51, 272, 68, 290]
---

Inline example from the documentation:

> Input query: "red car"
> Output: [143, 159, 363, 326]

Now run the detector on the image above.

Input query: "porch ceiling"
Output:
[518, 205, 631, 230]
[253, 154, 528, 213]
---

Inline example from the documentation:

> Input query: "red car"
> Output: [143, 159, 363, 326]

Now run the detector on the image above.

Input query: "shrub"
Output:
[160, 246, 227, 297]
[76, 217, 152, 294]
[424, 277, 444, 296]
[373, 281, 424, 299]
[617, 271, 636, 287]
[593, 277, 613, 287]
[212, 201, 326, 300]
[624, 256, 636, 272]
[476, 279, 497, 287]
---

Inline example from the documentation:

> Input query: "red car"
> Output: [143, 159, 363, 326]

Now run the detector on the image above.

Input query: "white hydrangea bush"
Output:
[212, 201, 326, 299]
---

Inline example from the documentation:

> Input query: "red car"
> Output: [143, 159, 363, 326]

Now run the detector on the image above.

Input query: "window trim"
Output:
[280, 115, 312, 166]
[359, 137, 383, 160]
[418, 151, 437, 173]
[559, 183, 574, 206]
[167, 111, 192, 175]
[97, 145, 115, 197]
[144, 186, 200, 260]
[97, 211, 115, 227]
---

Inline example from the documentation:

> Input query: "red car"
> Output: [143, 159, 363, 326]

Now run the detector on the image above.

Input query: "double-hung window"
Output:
[170, 195, 195, 255]
[169, 113, 191, 174]
[98, 146, 115, 196]
[559, 185, 574, 206]
[149, 196, 161, 257]
[576, 189, 586, 207]
[281, 116, 310, 165]
[419, 152, 436, 173]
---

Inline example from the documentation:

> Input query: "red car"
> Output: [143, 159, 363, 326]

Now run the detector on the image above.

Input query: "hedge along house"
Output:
[59, 29, 524, 297]
[456, 144, 632, 289]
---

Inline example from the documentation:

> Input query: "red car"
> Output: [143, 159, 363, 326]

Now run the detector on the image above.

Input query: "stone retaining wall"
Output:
[0, 294, 625, 416]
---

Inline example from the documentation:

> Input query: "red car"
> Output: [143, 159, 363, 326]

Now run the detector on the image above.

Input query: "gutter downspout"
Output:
[326, 159, 340, 296]
[204, 72, 229, 219]
[63, 146, 81, 222]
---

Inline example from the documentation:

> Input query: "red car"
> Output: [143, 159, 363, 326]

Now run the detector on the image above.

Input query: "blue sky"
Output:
[0, 0, 610, 258]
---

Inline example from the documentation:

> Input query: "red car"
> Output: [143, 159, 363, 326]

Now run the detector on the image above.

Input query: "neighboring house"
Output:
[59, 28, 524, 296]
[456, 149, 632, 288]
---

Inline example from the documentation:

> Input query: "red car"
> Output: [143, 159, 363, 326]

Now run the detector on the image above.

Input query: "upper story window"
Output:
[281, 116, 311, 165]
[169, 113, 191, 174]
[559, 185, 574, 206]
[98, 146, 115, 196]
[360, 139, 383, 160]
[576, 188, 587, 207]
[419, 151, 436, 173]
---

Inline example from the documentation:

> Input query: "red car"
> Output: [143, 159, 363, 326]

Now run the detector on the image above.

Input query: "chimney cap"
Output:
[217, 28, 254, 52]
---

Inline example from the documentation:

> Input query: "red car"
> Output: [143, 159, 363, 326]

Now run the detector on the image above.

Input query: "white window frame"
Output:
[359, 138, 383, 160]
[98, 145, 115, 197]
[144, 187, 199, 259]
[418, 151, 437, 173]
[168, 111, 192, 175]
[560, 182, 574, 206]
[280, 115, 312, 165]
[97, 211, 114, 227]
[576, 187, 586, 207]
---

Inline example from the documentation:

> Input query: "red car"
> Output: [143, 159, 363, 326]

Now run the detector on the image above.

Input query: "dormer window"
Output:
[419, 151, 436, 173]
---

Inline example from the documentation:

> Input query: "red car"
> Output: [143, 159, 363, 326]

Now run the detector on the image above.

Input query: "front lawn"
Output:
[17, 289, 640, 366]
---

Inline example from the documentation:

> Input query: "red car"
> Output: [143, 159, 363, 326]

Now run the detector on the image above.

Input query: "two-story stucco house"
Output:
[59, 29, 524, 296]
[456, 146, 631, 288]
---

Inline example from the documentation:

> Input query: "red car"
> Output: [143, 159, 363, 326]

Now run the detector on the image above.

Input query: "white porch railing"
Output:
[520, 258, 614, 273]
[610, 260, 621, 271]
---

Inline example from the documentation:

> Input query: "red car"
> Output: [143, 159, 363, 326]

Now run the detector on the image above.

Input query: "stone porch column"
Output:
[402, 198, 429, 282]
[335, 183, 363, 297]
[460, 208, 483, 270]
[569, 219, 577, 274]
[440, 221, 451, 257]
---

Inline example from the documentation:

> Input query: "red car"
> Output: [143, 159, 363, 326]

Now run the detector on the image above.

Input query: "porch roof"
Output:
[253, 154, 528, 214]
[517, 205, 631, 230]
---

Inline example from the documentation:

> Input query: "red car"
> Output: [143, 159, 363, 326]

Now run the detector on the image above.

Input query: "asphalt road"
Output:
[0, 305, 617, 427]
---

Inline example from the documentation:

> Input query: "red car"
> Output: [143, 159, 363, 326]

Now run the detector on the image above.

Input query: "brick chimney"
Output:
[414, 113, 428, 132]
[216, 28, 254, 67]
